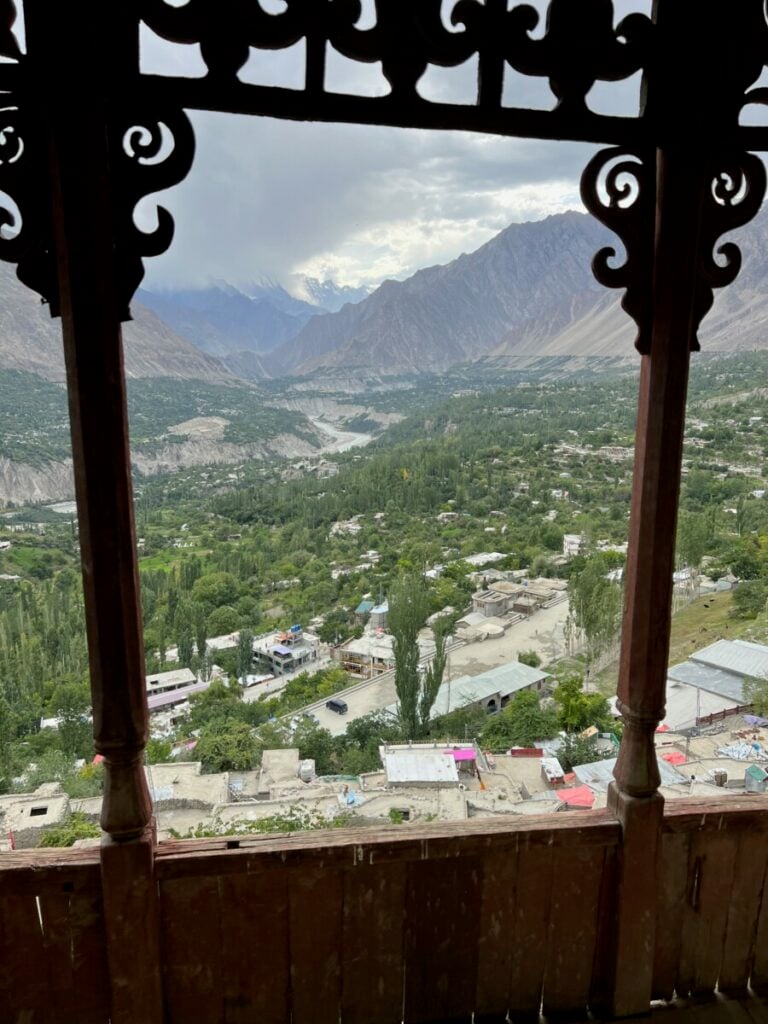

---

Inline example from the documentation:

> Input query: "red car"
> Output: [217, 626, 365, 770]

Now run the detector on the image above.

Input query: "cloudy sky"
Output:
[139, 0, 652, 293]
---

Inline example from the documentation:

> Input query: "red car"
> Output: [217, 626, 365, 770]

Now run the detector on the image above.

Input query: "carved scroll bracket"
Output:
[580, 146, 655, 353]
[581, 145, 767, 356]
[0, 97, 195, 320]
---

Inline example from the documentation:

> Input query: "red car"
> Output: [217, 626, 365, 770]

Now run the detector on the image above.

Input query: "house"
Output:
[471, 588, 508, 617]
[563, 533, 584, 558]
[659, 639, 768, 730]
[368, 600, 388, 630]
[0, 783, 70, 849]
[390, 660, 550, 719]
[354, 599, 374, 624]
[145, 667, 197, 695]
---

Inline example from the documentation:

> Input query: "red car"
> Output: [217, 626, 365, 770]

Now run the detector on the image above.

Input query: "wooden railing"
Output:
[2, 798, 767, 1023]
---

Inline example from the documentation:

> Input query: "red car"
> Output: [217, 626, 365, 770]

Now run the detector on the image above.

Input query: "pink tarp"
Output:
[444, 749, 476, 761]
[555, 785, 595, 808]
[656, 724, 670, 733]
[662, 751, 686, 765]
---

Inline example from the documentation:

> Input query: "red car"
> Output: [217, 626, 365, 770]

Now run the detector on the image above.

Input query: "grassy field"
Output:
[594, 590, 746, 694]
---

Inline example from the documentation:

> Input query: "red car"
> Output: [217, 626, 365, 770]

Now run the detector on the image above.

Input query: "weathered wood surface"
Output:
[153, 811, 620, 878]
[4, 800, 768, 1022]
[0, 890, 110, 1024]
[101, 832, 163, 1024]
[341, 861, 406, 1024]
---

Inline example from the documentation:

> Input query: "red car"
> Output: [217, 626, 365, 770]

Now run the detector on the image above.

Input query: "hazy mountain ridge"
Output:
[0, 262, 232, 383]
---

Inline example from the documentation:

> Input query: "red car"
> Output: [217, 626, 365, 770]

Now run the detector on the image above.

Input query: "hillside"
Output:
[270, 209, 768, 375]
[0, 262, 232, 383]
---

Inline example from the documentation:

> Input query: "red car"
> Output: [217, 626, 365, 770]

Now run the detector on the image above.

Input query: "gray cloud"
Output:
[139, 0, 651, 290]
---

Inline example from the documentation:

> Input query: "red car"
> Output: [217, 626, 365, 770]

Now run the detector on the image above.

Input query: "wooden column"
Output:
[607, 145, 706, 1016]
[24, 5, 162, 1022]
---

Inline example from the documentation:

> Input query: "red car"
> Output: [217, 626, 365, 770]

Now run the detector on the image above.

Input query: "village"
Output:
[5, 539, 768, 849]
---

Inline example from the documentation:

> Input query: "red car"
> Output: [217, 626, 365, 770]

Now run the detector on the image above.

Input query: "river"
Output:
[310, 418, 373, 454]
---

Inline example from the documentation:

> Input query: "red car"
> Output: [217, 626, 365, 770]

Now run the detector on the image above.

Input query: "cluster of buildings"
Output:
[10, 704, 768, 851]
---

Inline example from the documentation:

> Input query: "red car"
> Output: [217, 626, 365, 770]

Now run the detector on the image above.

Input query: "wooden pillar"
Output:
[607, 146, 706, 1016]
[24, 5, 162, 1022]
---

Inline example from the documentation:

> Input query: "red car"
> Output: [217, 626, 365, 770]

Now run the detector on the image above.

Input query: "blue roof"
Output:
[272, 644, 293, 656]
[356, 600, 375, 614]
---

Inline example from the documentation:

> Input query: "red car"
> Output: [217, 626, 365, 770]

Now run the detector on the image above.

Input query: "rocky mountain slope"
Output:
[271, 209, 768, 374]
[0, 262, 232, 383]
[137, 278, 371, 379]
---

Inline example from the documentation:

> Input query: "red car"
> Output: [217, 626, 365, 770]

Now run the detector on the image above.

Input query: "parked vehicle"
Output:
[326, 697, 348, 715]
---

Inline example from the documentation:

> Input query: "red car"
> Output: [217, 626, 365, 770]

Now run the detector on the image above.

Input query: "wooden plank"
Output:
[402, 855, 482, 1024]
[218, 869, 290, 1024]
[154, 813, 620, 880]
[101, 832, 163, 1024]
[341, 861, 406, 1024]
[719, 833, 768, 992]
[160, 875, 223, 1023]
[40, 892, 110, 1024]
[474, 849, 518, 1022]
[288, 862, 343, 1024]
[677, 831, 738, 998]
[653, 833, 691, 1001]
[749, 840, 768, 989]
[0, 894, 49, 1023]
[0, 848, 102, 896]
[589, 843, 618, 1015]
[663, 801, 768, 834]
[542, 843, 604, 1016]
[508, 844, 554, 1018]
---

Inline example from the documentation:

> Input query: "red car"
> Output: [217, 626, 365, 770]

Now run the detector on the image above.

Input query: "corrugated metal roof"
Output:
[147, 681, 209, 711]
[429, 661, 549, 718]
[667, 661, 745, 701]
[691, 639, 768, 680]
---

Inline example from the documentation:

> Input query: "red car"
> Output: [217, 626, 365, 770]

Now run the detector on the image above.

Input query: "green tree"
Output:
[480, 690, 559, 749]
[418, 616, 450, 733]
[145, 737, 173, 764]
[676, 511, 709, 572]
[188, 680, 243, 733]
[196, 719, 259, 773]
[49, 680, 92, 758]
[389, 575, 430, 739]
[553, 675, 615, 734]
[518, 649, 542, 668]
[192, 572, 238, 611]
[731, 580, 767, 619]
[236, 629, 254, 684]
[558, 734, 600, 772]
[38, 811, 100, 848]
[744, 675, 768, 716]
[568, 556, 622, 670]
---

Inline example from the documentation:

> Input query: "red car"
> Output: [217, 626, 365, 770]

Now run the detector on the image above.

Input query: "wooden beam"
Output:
[608, 144, 706, 1017]
[23, 5, 162, 1022]
[25, 0, 150, 845]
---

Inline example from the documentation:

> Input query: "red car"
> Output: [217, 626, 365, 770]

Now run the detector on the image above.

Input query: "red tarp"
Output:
[662, 751, 686, 765]
[555, 785, 595, 808]
[656, 724, 671, 733]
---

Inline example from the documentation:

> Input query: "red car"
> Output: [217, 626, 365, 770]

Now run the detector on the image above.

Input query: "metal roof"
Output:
[691, 639, 768, 680]
[147, 681, 209, 711]
[428, 661, 549, 718]
[383, 751, 459, 785]
[574, 756, 687, 791]
[667, 661, 745, 701]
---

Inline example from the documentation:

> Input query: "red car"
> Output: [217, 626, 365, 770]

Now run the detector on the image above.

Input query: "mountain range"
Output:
[6, 209, 768, 386]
